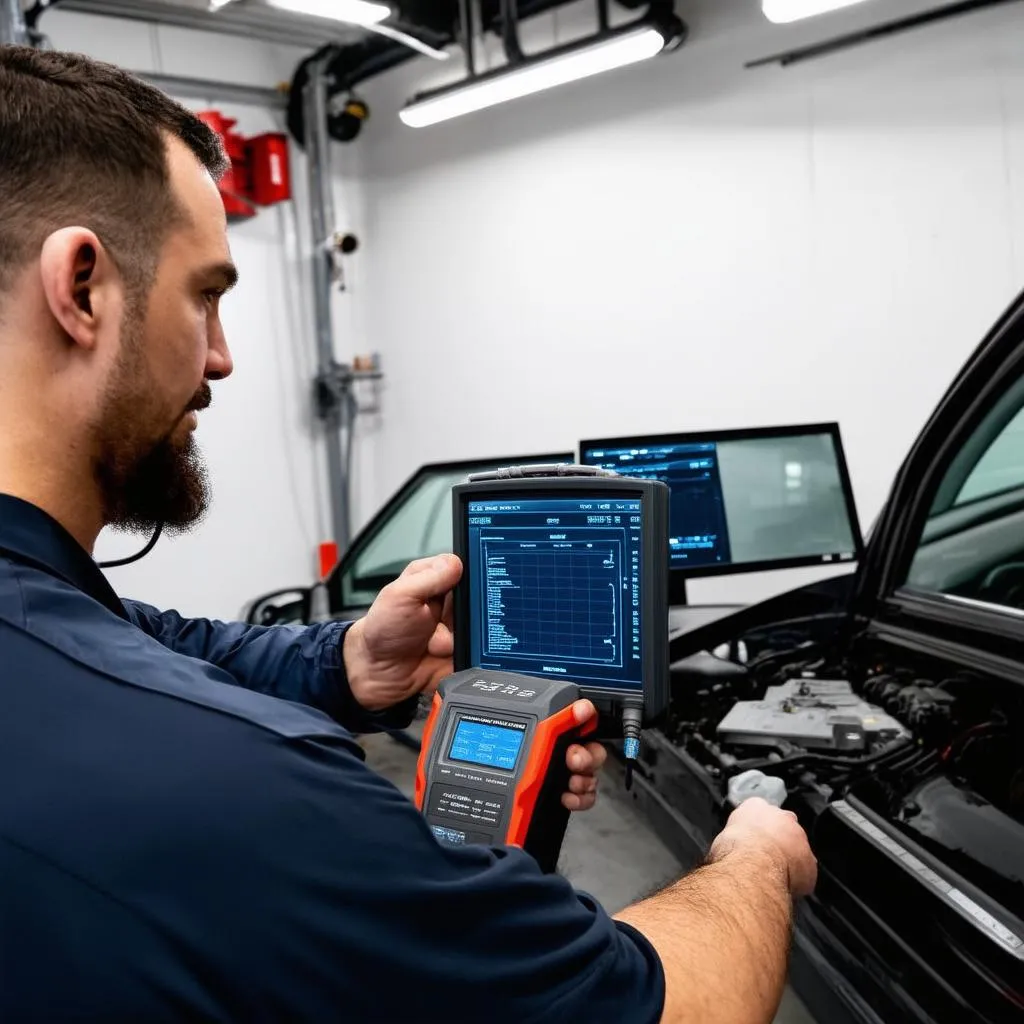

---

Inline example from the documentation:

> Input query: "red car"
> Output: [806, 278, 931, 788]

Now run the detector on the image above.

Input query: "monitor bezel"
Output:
[578, 422, 864, 602]
[452, 477, 669, 720]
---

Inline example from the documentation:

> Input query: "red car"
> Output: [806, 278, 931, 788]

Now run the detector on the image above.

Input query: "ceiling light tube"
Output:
[266, 0, 392, 27]
[762, 0, 877, 23]
[400, 22, 675, 128]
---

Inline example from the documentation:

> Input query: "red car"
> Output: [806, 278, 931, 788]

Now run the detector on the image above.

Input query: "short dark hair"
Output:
[0, 45, 228, 302]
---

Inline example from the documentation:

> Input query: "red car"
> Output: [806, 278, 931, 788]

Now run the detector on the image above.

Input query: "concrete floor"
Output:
[363, 725, 815, 1024]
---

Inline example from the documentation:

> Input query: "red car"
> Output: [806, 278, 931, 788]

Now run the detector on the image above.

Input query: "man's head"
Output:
[0, 46, 237, 544]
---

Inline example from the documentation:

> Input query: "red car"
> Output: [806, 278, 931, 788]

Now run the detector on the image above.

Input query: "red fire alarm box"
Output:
[246, 133, 292, 206]
[196, 109, 256, 221]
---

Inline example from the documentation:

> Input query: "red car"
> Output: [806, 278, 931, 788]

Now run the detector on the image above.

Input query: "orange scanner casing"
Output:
[415, 669, 597, 874]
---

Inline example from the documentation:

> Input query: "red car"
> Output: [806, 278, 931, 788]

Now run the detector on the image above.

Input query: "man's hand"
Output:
[344, 555, 463, 712]
[708, 797, 817, 897]
[343, 555, 606, 810]
[615, 796, 813, 1023]
[562, 699, 607, 811]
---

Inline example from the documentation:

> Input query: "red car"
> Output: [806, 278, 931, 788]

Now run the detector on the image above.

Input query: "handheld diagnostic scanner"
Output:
[415, 466, 669, 871]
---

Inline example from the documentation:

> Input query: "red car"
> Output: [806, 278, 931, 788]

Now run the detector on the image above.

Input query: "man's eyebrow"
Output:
[203, 261, 239, 291]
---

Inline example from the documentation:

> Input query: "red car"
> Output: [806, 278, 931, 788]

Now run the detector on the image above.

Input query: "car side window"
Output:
[954, 405, 1024, 506]
[905, 375, 1024, 611]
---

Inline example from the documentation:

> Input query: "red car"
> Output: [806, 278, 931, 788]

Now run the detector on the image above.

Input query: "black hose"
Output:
[387, 729, 422, 754]
[733, 736, 914, 775]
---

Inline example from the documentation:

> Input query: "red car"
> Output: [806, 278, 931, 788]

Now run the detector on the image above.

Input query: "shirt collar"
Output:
[0, 494, 128, 620]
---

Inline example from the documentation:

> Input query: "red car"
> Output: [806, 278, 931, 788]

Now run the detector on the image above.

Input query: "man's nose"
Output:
[206, 323, 234, 381]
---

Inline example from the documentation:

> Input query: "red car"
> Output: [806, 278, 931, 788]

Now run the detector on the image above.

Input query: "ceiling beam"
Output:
[138, 69, 288, 107]
[49, 0, 363, 50]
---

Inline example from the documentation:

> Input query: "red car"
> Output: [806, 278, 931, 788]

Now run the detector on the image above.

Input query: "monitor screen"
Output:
[464, 494, 644, 692]
[579, 425, 860, 577]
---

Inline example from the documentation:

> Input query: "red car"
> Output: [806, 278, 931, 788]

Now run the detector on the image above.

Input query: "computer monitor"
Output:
[579, 423, 863, 603]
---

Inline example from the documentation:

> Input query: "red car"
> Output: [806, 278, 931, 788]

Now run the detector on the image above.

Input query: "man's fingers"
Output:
[567, 774, 598, 795]
[562, 791, 597, 812]
[417, 656, 456, 698]
[441, 590, 454, 631]
[395, 554, 463, 603]
[566, 741, 608, 774]
[427, 621, 454, 658]
[571, 699, 598, 727]
[399, 555, 447, 577]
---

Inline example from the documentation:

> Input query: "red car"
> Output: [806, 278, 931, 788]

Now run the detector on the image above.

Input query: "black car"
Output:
[640, 293, 1024, 1023]
[246, 293, 1024, 1023]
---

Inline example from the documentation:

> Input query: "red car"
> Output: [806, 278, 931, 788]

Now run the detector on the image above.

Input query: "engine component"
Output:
[863, 675, 958, 745]
[728, 769, 788, 808]
[716, 679, 908, 752]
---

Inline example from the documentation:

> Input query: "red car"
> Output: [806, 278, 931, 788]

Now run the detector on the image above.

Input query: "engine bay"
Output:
[653, 618, 1024, 918]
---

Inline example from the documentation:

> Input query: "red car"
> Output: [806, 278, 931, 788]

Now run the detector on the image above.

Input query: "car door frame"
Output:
[852, 286, 1024, 671]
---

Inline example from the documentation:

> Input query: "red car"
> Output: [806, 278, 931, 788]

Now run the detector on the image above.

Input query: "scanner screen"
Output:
[448, 719, 525, 771]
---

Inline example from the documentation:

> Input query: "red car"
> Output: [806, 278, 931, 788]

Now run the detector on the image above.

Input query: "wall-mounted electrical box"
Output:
[197, 110, 293, 221]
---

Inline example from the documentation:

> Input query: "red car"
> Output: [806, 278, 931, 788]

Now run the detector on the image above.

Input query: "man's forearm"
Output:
[614, 845, 792, 1024]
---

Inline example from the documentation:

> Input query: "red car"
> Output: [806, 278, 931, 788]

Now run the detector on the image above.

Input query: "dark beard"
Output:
[95, 319, 212, 535]
[98, 422, 210, 535]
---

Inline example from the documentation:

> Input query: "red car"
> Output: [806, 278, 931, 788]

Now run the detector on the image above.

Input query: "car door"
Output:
[808, 290, 1024, 1024]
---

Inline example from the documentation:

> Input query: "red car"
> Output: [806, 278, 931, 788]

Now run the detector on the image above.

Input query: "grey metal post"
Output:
[1, 0, 29, 45]
[304, 57, 351, 555]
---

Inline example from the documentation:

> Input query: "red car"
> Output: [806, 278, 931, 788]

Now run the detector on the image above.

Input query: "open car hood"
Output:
[667, 572, 858, 665]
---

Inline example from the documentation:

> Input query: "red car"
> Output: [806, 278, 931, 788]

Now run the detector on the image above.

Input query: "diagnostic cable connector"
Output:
[622, 701, 643, 791]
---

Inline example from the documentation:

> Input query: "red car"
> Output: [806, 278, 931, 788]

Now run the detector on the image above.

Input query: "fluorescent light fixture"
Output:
[400, 25, 668, 128]
[209, 0, 238, 9]
[266, 0, 391, 27]
[762, 0, 876, 23]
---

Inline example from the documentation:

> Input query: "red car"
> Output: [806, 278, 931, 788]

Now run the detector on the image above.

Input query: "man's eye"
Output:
[203, 289, 223, 305]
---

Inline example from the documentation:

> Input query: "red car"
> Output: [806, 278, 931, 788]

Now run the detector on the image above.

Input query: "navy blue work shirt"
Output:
[0, 495, 665, 1023]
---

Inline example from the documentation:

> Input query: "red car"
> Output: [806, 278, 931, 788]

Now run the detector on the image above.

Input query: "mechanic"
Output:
[0, 45, 817, 1024]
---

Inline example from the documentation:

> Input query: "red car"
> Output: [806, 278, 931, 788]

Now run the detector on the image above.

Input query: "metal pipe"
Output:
[597, 0, 609, 35]
[746, 0, 1017, 69]
[56, 0, 358, 50]
[500, 0, 523, 63]
[56, 0, 449, 61]
[1, 0, 29, 45]
[304, 58, 350, 554]
[458, 0, 475, 77]
[137, 71, 287, 109]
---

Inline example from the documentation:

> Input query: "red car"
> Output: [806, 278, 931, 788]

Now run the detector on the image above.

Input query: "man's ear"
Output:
[38, 227, 119, 351]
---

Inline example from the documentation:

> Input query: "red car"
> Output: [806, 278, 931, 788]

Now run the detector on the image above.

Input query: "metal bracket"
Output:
[314, 359, 383, 423]
[1, 0, 29, 44]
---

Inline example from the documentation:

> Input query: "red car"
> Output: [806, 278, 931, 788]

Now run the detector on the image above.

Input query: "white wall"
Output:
[39, 9, 345, 619]
[350, 0, 1024, 603]
[36, 0, 1024, 613]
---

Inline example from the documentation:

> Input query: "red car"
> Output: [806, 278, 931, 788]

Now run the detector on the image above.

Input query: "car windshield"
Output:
[340, 468, 471, 609]
[334, 454, 574, 612]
